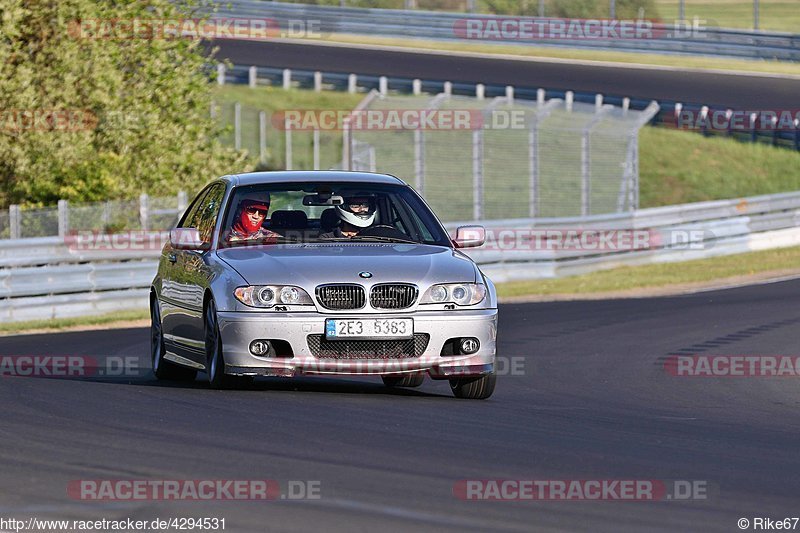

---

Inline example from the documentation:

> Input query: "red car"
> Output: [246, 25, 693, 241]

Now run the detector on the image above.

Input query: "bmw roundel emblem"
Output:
[359, 271, 373, 279]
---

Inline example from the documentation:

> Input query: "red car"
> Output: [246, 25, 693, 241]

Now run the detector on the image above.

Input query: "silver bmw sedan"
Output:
[151, 171, 497, 399]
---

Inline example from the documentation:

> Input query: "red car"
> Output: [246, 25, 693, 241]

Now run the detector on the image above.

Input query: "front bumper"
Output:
[217, 308, 497, 378]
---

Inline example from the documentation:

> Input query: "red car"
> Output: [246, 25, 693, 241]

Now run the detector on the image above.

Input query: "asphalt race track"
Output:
[212, 40, 800, 109]
[2, 279, 800, 532]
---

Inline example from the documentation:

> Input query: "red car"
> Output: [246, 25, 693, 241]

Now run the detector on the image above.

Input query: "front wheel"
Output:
[450, 372, 496, 400]
[382, 373, 424, 388]
[204, 299, 253, 390]
[151, 297, 197, 382]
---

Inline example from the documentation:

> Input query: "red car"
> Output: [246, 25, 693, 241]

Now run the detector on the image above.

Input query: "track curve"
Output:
[212, 40, 800, 109]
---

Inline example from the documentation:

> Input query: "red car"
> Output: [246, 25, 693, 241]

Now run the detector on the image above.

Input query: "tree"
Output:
[0, 0, 247, 206]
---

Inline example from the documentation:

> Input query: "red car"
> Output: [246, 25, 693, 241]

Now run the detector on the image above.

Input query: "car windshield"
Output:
[218, 181, 452, 248]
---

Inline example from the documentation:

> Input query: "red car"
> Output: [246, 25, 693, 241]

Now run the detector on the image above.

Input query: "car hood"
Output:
[216, 243, 478, 287]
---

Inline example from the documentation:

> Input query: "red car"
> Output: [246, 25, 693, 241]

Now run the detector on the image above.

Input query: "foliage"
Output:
[0, 0, 247, 207]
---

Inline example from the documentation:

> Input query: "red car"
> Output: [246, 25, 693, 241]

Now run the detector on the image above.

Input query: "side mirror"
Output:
[170, 228, 208, 251]
[453, 225, 485, 248]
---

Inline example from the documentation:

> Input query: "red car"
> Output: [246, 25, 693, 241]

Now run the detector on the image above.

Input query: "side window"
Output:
[179, 188, 211, 229]
[196, 184, 226, 244]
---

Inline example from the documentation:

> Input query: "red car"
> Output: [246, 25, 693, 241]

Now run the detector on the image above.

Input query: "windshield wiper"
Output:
[348, 235, 419, 244]
[223, 235, 304, 247]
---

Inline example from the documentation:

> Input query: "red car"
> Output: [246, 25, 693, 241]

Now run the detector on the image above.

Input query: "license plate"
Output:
[325, 318, 413, 340]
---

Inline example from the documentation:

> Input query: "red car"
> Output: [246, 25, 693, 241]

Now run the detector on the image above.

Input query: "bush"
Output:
[0, 0, 248, 207]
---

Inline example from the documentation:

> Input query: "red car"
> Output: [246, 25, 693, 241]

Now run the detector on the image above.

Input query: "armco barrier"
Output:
[210, 1, 800, 61]
[3, 191, 800, 322]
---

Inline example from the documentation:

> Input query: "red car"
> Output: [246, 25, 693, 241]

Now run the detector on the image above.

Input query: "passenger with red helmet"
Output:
[227, 192, 280, 243]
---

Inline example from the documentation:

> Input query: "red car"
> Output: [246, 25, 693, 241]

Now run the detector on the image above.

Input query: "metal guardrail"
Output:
[211, 1, 800, 61]
[4, 191, 800, 322]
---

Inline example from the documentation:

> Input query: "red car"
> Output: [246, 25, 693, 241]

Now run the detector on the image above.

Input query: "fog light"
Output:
[460, 338, 480, 354]
[249, 340, 271, 356]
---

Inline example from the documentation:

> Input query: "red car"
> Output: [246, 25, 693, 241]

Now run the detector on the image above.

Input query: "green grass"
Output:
[639, 127, 800, 207]
[497, 245, 800, 297]
[0, 309, 148, 335]
[655, 0, 800, 32]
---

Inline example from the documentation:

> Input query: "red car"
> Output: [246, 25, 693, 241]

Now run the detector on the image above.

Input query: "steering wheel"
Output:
[359, 225, 410, 240]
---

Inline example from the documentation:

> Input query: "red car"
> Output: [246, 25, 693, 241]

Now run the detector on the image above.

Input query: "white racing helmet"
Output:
[336, 194, 376, 228]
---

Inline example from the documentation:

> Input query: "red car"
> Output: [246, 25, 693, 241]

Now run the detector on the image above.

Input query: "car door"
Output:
[161, 184, 225, 363]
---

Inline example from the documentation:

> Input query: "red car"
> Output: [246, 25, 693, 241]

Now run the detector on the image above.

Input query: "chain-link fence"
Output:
[213, 101, 343, 170]
[344, 91, 659, 221]
[1, 193, 188, 240]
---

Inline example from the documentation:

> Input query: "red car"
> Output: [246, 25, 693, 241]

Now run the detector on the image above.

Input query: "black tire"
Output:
[382, 373, 425, 388]
[450, 371, 496, 400]
[151, 296, 197, 382]
[204, 298, 253, 390]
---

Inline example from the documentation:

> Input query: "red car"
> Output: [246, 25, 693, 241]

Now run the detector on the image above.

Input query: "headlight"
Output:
[234, 285, 313, 308]
[421, 283, 486, 306]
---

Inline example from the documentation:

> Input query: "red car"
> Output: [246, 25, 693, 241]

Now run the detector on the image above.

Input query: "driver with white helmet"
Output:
[319, 194, 376, 239]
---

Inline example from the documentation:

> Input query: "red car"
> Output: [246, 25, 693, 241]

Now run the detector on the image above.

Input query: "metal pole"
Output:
[313, 128, 320, 170]
[234, 103, 241, 151]
[284, 116, 293, 170]
[538, 0, 545, 17]
[9, 205, 20, 239]
[216, 63, 225, 86]
[754, 0, 760, 30]
[248, 66, 257, 88]
[414, 129, 425, 194]
[139, 194, 149, 231]
[610, 0, 616, 19]
[472, 128, 483, 221]
[679, 0, 685, 20]
[177, 191, 188, 213]
[57, 199, 69, 238]
[102, 201, 110, 230]
[581, 129, 590, 216]
[282, 68, 291, 90]
[342, 119, 351, 170]
[259, 111, 267, 163]
[528, 119, 538, 218]
[633, 135, 639, 209]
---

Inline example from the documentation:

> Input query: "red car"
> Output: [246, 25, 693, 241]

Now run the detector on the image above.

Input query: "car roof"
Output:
[225, 171, 407, 187]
